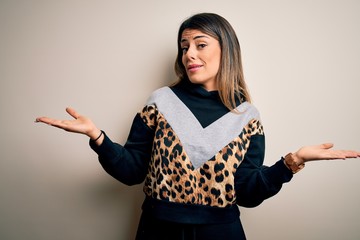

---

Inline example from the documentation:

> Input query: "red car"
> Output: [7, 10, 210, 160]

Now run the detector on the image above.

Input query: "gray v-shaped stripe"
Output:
[146, 87, 260, 169]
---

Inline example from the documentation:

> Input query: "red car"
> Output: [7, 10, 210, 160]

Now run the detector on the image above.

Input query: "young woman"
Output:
[36, 13, 359, 240]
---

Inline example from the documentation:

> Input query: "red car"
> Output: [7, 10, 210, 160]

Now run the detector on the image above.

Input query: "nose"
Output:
[184, 46, 196, 61]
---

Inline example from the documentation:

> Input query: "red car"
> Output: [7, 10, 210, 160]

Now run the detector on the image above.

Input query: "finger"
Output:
[34, 117, 42, 123]
[326, 150, 359, 160]
[35, 117, 58, 125]
[66, 107, 80, 119]
[342, 150, 360, 158]
[36, 118, 66, 131]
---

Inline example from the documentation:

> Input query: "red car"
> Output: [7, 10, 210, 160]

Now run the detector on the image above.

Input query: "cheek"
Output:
[181, 55, 185, 66]
[209, 52, 221, 72]
[181, 55, 187, 69]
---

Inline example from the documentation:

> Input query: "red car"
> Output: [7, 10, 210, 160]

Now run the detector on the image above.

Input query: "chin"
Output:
[188, 78, 204, 85]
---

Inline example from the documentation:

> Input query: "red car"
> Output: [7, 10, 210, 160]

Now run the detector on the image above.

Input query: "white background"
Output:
[1, 0, 359, 239]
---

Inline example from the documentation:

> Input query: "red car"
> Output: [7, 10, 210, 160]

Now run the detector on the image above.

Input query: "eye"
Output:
[198, 44, 207, 49]
[181, 46, 188, 54]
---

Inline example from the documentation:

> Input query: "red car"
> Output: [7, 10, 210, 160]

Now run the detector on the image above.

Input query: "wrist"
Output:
[88, 128, 102, 141]
[283, 153, 305, 174]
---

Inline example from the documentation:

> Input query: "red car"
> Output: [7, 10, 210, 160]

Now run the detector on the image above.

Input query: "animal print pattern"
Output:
[140, 104, 263, 207]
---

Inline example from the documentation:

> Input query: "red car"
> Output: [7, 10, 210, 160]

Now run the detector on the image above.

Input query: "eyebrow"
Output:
[180, 35, 209, 43]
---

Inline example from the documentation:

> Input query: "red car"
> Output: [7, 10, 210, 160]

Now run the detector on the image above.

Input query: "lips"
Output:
[187, 64, 203, 72]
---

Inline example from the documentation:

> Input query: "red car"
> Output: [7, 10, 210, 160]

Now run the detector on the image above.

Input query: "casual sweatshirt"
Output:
[89, 80, 293, 224]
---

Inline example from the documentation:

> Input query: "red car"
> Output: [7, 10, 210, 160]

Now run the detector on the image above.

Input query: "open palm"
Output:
[294, 143, 360, 163]
[35, 107, 98, 137]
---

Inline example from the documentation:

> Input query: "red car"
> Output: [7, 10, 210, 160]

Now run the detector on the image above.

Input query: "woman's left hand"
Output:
[293, 143, 360, 164]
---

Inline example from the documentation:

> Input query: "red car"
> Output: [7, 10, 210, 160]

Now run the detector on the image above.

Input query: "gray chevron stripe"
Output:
[146, 87, 260, 169]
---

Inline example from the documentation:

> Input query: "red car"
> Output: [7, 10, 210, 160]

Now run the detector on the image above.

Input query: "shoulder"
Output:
[146, 86, 174, 105]
[139, 87, 173, 129]
[236, 102, 261, 122]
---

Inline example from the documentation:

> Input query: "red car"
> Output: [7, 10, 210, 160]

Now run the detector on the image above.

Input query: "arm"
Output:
[235, 134, 293, 208]
[35, 107, 155, 185]
[235, 135, 360, 208]
[89, 114, 154, 185]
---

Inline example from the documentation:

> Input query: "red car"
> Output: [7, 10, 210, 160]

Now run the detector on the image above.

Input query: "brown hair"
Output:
[174, 13, 251, 110]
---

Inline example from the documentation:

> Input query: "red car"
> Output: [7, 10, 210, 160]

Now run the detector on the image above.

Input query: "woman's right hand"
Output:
[35, 107, 103, 144]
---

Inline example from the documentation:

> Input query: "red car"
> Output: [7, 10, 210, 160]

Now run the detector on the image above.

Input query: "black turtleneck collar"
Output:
[174, 79, 223, 99]
[170, 80, 232, 128]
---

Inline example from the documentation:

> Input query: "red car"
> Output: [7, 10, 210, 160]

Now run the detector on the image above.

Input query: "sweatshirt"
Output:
[90, 80, 293, 224]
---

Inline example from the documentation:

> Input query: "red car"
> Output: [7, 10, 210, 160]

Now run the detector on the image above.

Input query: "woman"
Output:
[36, 13, 359, 240]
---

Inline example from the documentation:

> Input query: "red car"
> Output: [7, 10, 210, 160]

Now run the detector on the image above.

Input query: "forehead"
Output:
[181, 29, 211, 41]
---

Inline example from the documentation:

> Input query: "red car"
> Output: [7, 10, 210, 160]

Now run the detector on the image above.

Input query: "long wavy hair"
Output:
[174, 13, 251, 110]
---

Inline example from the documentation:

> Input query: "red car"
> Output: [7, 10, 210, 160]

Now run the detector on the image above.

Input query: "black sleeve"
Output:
[89, 113, 154, 186]
[235, 134, 293, 207]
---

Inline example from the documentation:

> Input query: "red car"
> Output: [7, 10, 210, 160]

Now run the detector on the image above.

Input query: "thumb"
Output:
[320, 143, 334, 150]
[66, 107, 80, 119]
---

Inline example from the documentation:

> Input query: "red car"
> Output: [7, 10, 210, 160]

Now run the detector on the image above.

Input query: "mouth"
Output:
[187, 64, 203, 72]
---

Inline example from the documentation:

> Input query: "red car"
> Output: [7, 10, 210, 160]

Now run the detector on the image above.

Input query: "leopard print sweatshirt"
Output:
[90, 80, 293, 224]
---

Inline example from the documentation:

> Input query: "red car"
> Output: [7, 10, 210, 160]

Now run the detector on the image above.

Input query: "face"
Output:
[180, 29, 221, 91]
